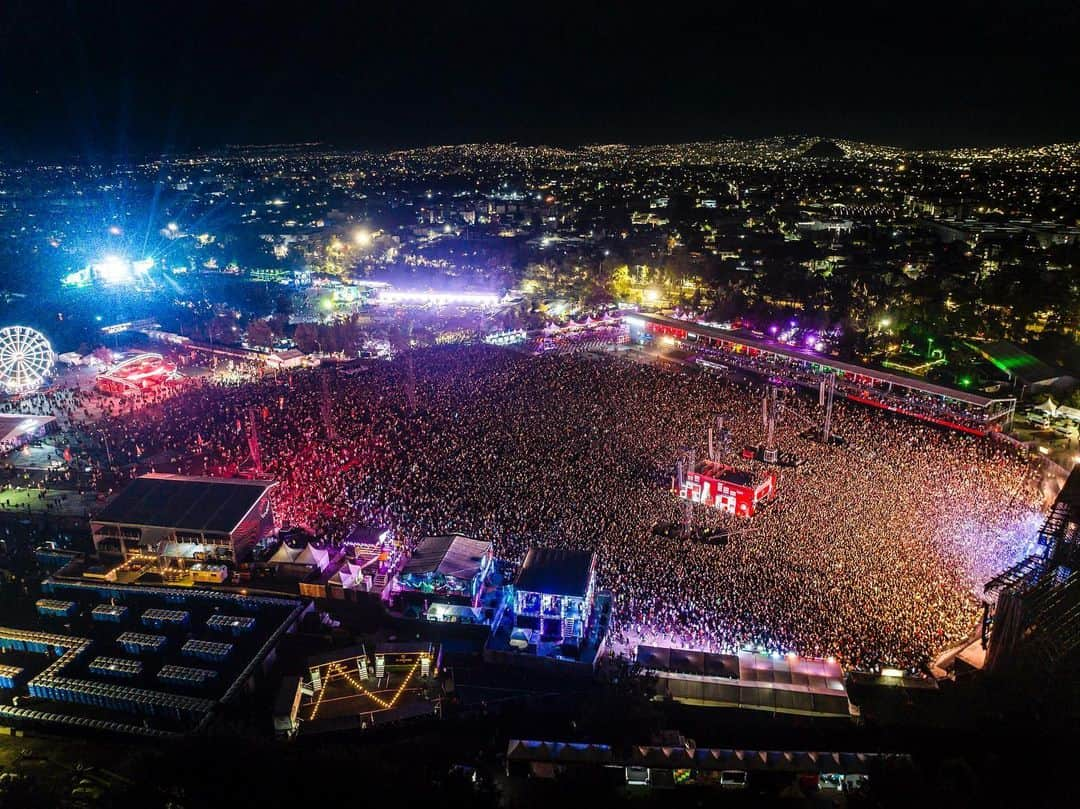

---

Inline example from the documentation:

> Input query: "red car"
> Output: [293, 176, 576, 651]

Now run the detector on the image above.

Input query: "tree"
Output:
[293, 322, 319, 353]
[208, 315, 240, 346]
[246, 319, 274, 349]
[90, 346, 114, 364]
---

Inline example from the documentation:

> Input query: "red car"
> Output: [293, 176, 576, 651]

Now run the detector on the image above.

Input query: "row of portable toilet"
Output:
[0, 664, 24, 689]
[158, 665, 219, 688]
[35, 600, 78, 619]
[0, 705, 177, 738]
[141, 609, 190, 630]
[28, 675, 213, 718]
[88, 656, 143, 680]
[117, 632, 167, 655]
[182, 639, 233, 663]
[91, 604, 129, 624]
[206, 614, 256, 636]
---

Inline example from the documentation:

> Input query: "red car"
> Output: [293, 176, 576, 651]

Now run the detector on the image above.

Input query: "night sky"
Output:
[2, 1, 1078, 159]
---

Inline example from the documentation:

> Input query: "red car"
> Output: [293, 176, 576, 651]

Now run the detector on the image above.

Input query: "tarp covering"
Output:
[636, 645, 739, 680]
[401, 535, 491, 579]
[507, 739, 614, 765]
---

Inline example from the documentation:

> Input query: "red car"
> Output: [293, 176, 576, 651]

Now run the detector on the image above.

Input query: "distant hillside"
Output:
[802, 140, 846, 160]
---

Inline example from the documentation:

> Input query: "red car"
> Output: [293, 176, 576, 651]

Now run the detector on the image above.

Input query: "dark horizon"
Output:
[2, 1, 1079, 161]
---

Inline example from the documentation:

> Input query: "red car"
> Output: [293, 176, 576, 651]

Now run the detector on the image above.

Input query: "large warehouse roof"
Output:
[93, 474, 277, 534]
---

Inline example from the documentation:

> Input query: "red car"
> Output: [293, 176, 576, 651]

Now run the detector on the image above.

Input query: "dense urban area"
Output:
[1, 138, 1077, 373]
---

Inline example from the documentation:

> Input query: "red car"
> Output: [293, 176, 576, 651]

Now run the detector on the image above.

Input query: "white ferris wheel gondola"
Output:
[0, 326, 55, 394]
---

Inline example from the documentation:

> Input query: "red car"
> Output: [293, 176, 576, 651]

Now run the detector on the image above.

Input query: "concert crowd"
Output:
[39, 346, 1046, 670]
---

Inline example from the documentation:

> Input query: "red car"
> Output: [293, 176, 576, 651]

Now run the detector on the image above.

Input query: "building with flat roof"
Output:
[91, 474, 277, 564]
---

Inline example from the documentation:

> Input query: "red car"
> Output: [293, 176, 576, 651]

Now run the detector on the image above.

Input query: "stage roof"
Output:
[0, 414, 55, 446]
[635, 312, 1009, 407]
[93, 474, 277, 535]
[400, 535, 491, 579]
[515, 548, 595, 598]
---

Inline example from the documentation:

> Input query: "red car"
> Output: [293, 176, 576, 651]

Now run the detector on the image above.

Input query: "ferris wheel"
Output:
[0, 326, 54, 394]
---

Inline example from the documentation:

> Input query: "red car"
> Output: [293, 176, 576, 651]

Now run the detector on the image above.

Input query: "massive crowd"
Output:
[67, 346, 1043, 670]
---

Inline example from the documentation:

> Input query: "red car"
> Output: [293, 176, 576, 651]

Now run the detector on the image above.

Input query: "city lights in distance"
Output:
[353, 229, 372, 247]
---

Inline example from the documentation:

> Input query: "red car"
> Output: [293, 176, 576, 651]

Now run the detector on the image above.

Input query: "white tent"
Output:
[1034, 397, 1058, 414]
[269, 544, 303, 565]
[294, 544, 330, 571]
[1057, 405, 1080, 423]
[329, 561, 368, 591]
[270, 542, 330, 572]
